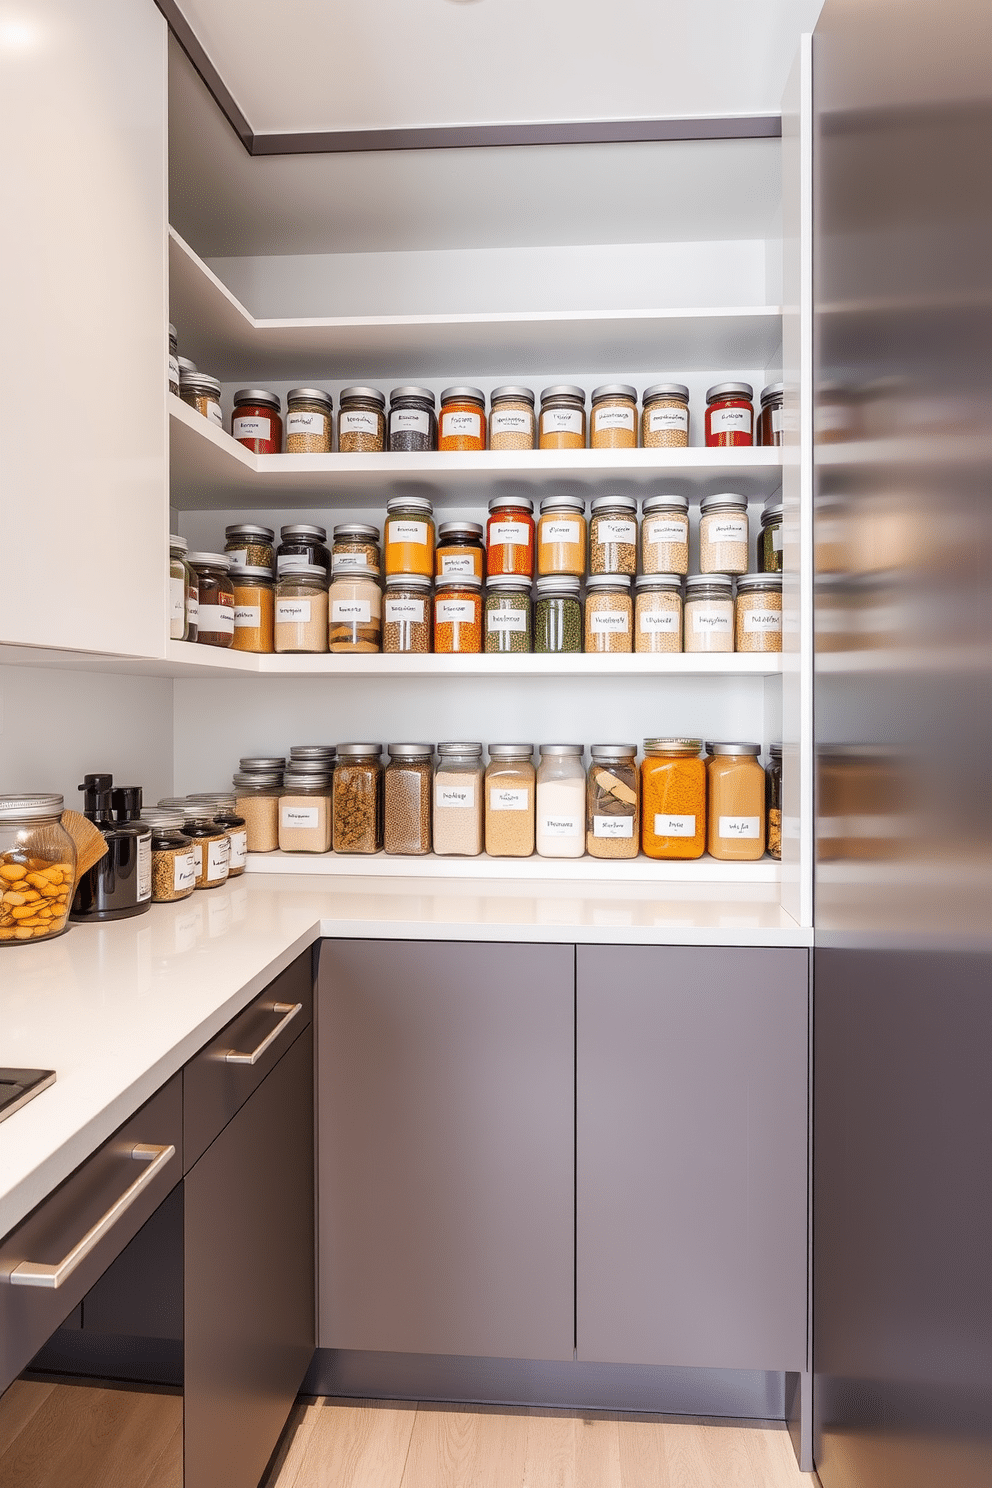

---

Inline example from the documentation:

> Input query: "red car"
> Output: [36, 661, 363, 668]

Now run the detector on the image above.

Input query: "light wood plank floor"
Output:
[0, 1377, 182, 1488]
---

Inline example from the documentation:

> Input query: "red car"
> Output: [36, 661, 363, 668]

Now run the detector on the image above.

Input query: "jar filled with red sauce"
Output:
[486, 497, 535, 578]
[704, 382, 754, 447]
[232, 388, 283, 455]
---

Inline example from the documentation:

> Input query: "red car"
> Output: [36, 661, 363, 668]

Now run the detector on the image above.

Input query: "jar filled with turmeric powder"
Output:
[537, 496, 586, 577]
[539, 386, 586, 449]
[385, 496, 435, 577]
[439, 387, 486, 451]
[641, 739, 706, 860]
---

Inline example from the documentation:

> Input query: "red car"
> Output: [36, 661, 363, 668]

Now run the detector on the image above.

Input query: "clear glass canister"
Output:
[539, 385, 586, 449]
[436, 522, 485, 581]
[699, 492, 750, 575]
[333, 745, 383, 854]
[705, 381, 754, 446]
[388, 386, 437, 452]
[168, 324, 179, 396]
[383, 573, 432, 653]
[757, 382, 785, 446]
[143, 810, 196, 903]
[536, 745, 585, 858]
[180, 371, 222, 427]
[384, 744, 433, 855]
[640, 494, 689, 575]
[230, 566, 274, 653]
[759, 501, 784, 573]
[233, 773, 282, 854]
[484, 744, 535, 858]
[225, 523, 275, 573]
[182, 810, 230, 888]
[640, 739, 706, 859]
[385, 496, 435, 577]
[487, 498, 535, 578]
[274, 566, 328, 653]
[684, 574, 733, 653]
[590, 383, 638, 449]
[485, 576, 531, 653]
[187, 793, 247, 875]
[277, 524, 330, 577]
[642, 383, 690, 448]
[433, 743, 484, 856]
[439, 386, 486, 451]
[634, 574, 683, 653]
[537, 496, 586, 577]
[286, 387, 332, 453]
[434, 576, 482, 653]
[338, 386, 386, 451]
[328, 569, 382, 653]
[766, 743, 782, 861]
[534, 576, 582, 653]
[489, 386, 535, 450]
[187, 553, 234, 647]
[735, 573, 783, 653]
[706, 742, 766, 859]
[332, 523, 381, 575]
[232, 388, 282, 454]
[589, 496, 637, 574]
[586, 745, 639, 858]
[584, 575, 632, 653]
[278, 773, 332, 854]
[0, 794, 76, 944]
[170, 533, 190, 640]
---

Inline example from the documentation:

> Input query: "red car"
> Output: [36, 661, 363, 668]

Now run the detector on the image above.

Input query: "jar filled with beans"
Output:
[684, 574, 734, 653]
[188, 553, 235, 648]
[537, 496, 586, 577]
[484, 577, 532, 653]
[388, 386, 437, 451]
[332, 523, 381, 575]
[286, 388, 332, 453]
[734, 572, 782, 653]
[439, 386, 486, 451]
[489, 386, 535, 450]
[328, 569, 382, 652]
[338, 386, 386, 452]
[589, 496, 637, 575]
[584, 574, 633, 653]
[486, 497, 535, 578]
[539, 385, 586, 449]
[230, 566, 274, 653]
[634, 574, 682, 653]
[699, 492, 749, 575]
[436, 522, 485, 581]
[384, 744, 433, 856]
[534, 576, 582, 653]
[434, 575, 482, 653]
[642, 383, 690, 447]
[590, 384, 638, 449]
[383, 574, 432, 653]
[232, 389, 282, 454]
[225, 524, 275, 574]
[640, 494, 689, 575]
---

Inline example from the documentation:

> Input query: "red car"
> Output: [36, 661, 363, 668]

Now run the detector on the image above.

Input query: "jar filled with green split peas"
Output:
[706, 742, 766, 860]
[534, 576, 582, 653]
[759, 501, 784, 572]
[484, 576, 532, 653]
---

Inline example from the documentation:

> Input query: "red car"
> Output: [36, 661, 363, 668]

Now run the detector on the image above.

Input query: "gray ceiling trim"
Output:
[155, 0, 252, 150]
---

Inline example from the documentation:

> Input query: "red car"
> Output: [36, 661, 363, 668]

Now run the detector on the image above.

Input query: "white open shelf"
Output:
[246, 850, 781, 885]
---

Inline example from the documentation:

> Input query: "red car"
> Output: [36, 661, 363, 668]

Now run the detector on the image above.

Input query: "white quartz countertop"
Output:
[0, 872, 809, 1236]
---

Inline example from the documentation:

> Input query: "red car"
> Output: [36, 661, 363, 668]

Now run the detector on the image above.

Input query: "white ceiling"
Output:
[172, 0, 825, 136]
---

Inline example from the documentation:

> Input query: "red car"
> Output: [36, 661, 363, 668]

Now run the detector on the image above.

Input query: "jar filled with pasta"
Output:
[640, 494, 689, 575]
[333, 745, 383, 854]
[641, 383, 690, 447]
[537, 496, 586, 577]
[590, 384, 638, 449]
[641, 739, 706, 859]
[634, 574, 682, 653]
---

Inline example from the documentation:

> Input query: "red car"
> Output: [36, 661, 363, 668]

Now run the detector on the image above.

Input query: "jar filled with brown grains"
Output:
[233, 772, 282, 854]
[484, 744, 535, 857]
[584, 574, 633, 653]
[488, 386, 536, 450]
[634, 574, 683, 653]
[641, 383, 690, 447]
[180, 370, 223, 428]
[188, 554, 235, 647]
[384, 744, 433, 855]
[433, 743, 484, 856]
[640, 494, 689, 575]
[230, 567, 274, 653]
[286, 388, 332, 453]
[734, 572, 783, 653]
[333, 744, 383, 854]
[274, 566, 328, 653]
[589, 496, 638, 574]
[586, 745, 639, 858]
[328, 569, 382, 653]
[539, 385, 586, 449]
[225, 524, 275, 573]
[706, 742, 766, 860]
[699, 492, 749, 575]
[278, 772, 332, 853]
[187, 794, 248, 876]
[383, 573, 432, 653]
[332, 523, 381, 575]
[181, 808, 230, 889]
[145, 810, 197, 903]
[338, 386, 386, 452]
[590, 384, 638, 449]
[684, 574, 734, 653]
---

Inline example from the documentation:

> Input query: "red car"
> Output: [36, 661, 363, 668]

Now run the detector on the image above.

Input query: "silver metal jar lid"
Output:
[280, 524, 327, 541]
[143, 808, 188, 828]
[591, 495, 637, 514]
[437, 742, 483, 756]
[535, 575, 581, 594]
[387, 743, 433, 758]
[642, 493, 689, 514]
[591, 384, 637, 403]
[390, 386, 435, 404]
[699, 491, 748, 513]
[435, 574, 481, 588]
[226, 523, 275, 542]
[769, 742, 783, 756]
[491, 386, 535, 405]
[635, 573, 682, 590]
[644, 738, 702, 753]
[736, 572, 783, 590]
[488, 744, 534, 760]
[333, 523, 380, 542]
[287, 387, 332, 408]
[233, 388, 281, 410]
[336, 743, 383, 757]
[760, 382, 785, 404]
[539, 495, 585, 513]
[440, 386, 485, 406]
[229, 565, 273, 582]
[186, 552, 231, 569]
[705, 741, 762, 755]
[277, 563, 325, 581]
[438, 522, 484, 539]
[590, 744, 637, 758]
[281, 772, 330, 790]
[585, 573, 632, 589]
[488, 495, 533, 513]
[0, 793, 64, 821]
[386, 496, 433, 513]
[180, 372, 220, 396]
[169, 534, 188, 552]
[643, 382, 690, 404]
[540, 385, 585, 402]
[705, 382, 753, 402]
[760, 502, 784, 525]
[286, 759, 334, 773]
[240, 756, 285, 769]
[486, 576, 531, 591]
[330, 561, 380, 577]
[291, 745, 336, 757]
[539, 744, 584, 756]
[685, 572, 732, 590]
[385, 572, 432, 589]
[232, 775, 282, 789]
[340, 386, 386, 407]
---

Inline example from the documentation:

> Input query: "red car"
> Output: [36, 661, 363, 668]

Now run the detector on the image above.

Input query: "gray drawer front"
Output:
[0, 1074, 182, 1395]
[184, 950, 313, 1170]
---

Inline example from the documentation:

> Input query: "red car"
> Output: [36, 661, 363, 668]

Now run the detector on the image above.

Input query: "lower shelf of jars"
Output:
[243, 850, 781, 883]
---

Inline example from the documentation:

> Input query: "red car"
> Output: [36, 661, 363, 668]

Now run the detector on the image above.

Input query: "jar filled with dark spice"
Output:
[586, 745, 640, 859]
[383, 573, 432, 653]
[439, 387, 486, 451]
[332, 523, 381, 575]
[534, 576, 582, 653]
[232, 388, 282, 454]
[168, 324, 179, 397]
[286, 388, 332, 453]
[436, 522, 485, 581]
[388, 386, 437, 451]
[759, 501, 784, 573]
[187, 553, 235, 647]
[489, 386, 535, 450]
[181, 808, 230, 889]
[180, 370, 223, 428]
[589, 496, 638, 575]
[144, 809, 196, 904]
[277, 524, 331, 576]
[225, 523, 275, 574]
[766, 742, 782, 861]
[384, 744, 433, 855]
[756, 382, 785, 446]
[328, 569, 382, 652]
[338, 386, 386, 452]
[170, 534, 190, 641]
[485, 577, 532, 653]
[333, 744, 383, 854]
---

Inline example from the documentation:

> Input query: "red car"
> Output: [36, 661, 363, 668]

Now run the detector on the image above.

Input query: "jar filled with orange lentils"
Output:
[641, 739, 707, 859]
[486, 497, 535, 578]
[433, 576, 483, 653]
[537, 496, 586, 577]
[439, 386, 486, 451]
[385, 496, 435, 577]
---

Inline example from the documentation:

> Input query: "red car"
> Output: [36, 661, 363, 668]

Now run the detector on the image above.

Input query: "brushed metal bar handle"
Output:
[8, 1143, 176, 1290]
[224, 1002, 302, 1066]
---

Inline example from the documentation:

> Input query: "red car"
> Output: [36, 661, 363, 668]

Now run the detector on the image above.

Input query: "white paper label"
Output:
[198, 602, 234, 635]
[207, 836, 230, 880]
[645, 517, 688, 545]
[170, 576, 185, 621]
[234, 605, 261, 627]
[593, 814, 634, 838]
[436, 785, 475, 809]
[332, 553, 370, 572]
[773, 526, 784, 552]
[174, 852, 197, 892]
[542, 520, 581, 544]
[340, 409, 379, 436]
[541, 408, 583, 435]
[487, 607, 527, 633]
[385, 598, 425, 622]
[233, 415, 271, 442]
[710, 406, 752, 434]
[743, 608, 783, 633]
[227, 828, 247, 869]
[539, 814, 582, 837]
[639, 609, 680, 633]
[441, 410, 481, 439]
[136, 836, 152, 901]
[590, 609, 630, 633]
[597, 519, 637, 544]
[718, 815, 761, 839]
[275, 599, 312, 623]
[490, 521, 530, 546]
[208, 402, 223, 427]
[282, 806, 319, 829]
[491, 409, 531, 434]
[287, 410, 326, 436]
[489, 788, 529, 811]
[648, 405, 689, 432]
[437, 599, 475, 623]
[771, 407, 785, 433]
[388, 520, 429, 545]
[276, 555, 311, 574]
[654, 814, 696, 836]
[186, 596, 199, 624]
[192, 842, 203, 876]
[440, 553, 476, 576]
[691, 606, 732, 633]
[708, 516, 748, 544]
[391, 409, 430, 434]
[332, 599, 372, 622]
[593, 405, 635, 432]
[226, 547, 248, 568]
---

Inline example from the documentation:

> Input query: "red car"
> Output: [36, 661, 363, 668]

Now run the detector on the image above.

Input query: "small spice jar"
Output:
[383, 573, 432, 653]
[436, 522, 485, 581]
[705, 382, 754, 446]
[640, 494, 689, 575]
[586, 745, 639, 858]
[169, 534, 190, 641]
[180, 370, 223, 428]
[182, 808, 230, 889]
[328, 568, 382, 653]
[230, 566, 275, 653]
[699, 492, 749, 574]
[484, 744, 535, 858]
[756, 382, 785, 446]
[684, 574, 734, 653]
[489, 386, 536, 450]
[187, 794, 247, 876]
[332, 523, 381, 575]
[534, 576, 582, 653]
[286, 387, 332, 453]
[188, 553, 234, 648]
[383, 744, 433, 856]
[279, 772, 332, 854]
[706, 742, 766, 860]
[338, 386, 386, 452]
[277, 524, 331, 577]
[145, 810, 197, 903]
[735, 573, 783, 653]
[589, 496, 638, 574]
[486, 497, 535, 578]
[484, 576, 532, 653]
[0, 795, 76, 945]
[765, 743, 782, 861]
[225, 523, 275, 574]
[590, 384, 638, 449]
[433, 743, 484, 856]
[333, 745, 383, 854]
[274, 565, 328, 653]
[539, 385, 586, 449]
[537, 496, 586, 577]
[232, 388, 282, 454]
[584, 574, 633, 653]
[385, 496, 435, 577]
[233, 772, 282, 854]
[642, 383, 690, 448]
[433, 576, 482, 653]
[759, 501, 784, 573]
[185, 560, 199, 642]
[641, 739, 706, 860]
[388, 386, 437, 452]
[439, 386, 486, 451]
[634, 575, 683, 653]
[168, 325, 179, 396]
[536, 744, 585, 859]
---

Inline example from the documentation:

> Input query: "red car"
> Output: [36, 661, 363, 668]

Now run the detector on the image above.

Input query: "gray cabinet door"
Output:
[318, 939, 574, 1361]
[576, 945, 808, 1371]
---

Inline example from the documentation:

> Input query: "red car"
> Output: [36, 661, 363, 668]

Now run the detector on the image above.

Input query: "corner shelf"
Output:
[245, 850, 781, 885]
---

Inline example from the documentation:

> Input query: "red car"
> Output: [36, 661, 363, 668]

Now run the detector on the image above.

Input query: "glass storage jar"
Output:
[640, 494, 689, 575]
[640, 739, 706, 859]
[278, 772, 332, 854]
[383, 573, 432, 653]
[274, 565, 328, 653]
[590, 384, 638, 449]
[537, 496, 586, 577]
[766, 742, 782, 861]
[705, 381, 754, 446]
[735, 573, 783, 653]
[486, 497, 535, 577]
[187, 794, 247, 876]
[433, 576, 482, 653]
[684, 574, 733, 653]
[0, 795, 76, 944]
[338, 386, 386, 451]
[484, 577, 531, 653]
[439, 386, 486, 451]
[756, 382, 785, 446]
[286, 387, 332, 453]
[328, 569, 382, 652]
[489, 386, 535, 449]
[168, 324, 179, 396]
[589, 495, 637, 574]
[699, 492, 749, 574]
[539, 385, 586, 449]
[144, 810, 196, 903]
[634, 574, 682, 653]
[333, 745, 383, 854]
[225, 523, 275, 574]
[586, 744, 639, 858]
[180, 370, 223, 427]
[169, 534, 190, 641]
[433, 743, 484, 856]
[182, 809, 230, 889]
[388, 386, 437, 451]
[642, 383, 690, 447]
[232, 388, 282, 454]
[484, 744, 535, 858]
[436, 522, 485, 581]
[706, 742, 766, 860]
[188, 553, 234, 647]
[332, 523, 381, 575]
[233, 772, 282, 854]
[584, 574, 633, 653]
[759, 501, 784, 572]
[384, 744, 433, 855]
[536, 745, 585, 858]
[385, 496, 435, 577]
[534, 576, 582, 653]
[277, 524, 331, 576]
[230, 566, 274, 653]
